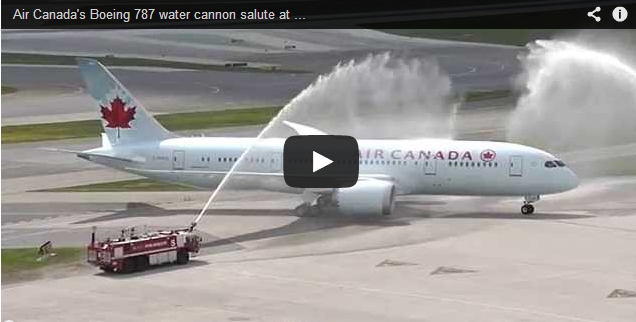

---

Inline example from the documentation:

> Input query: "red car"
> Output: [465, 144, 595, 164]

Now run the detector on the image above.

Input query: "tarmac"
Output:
[2, 181, 636, 322]
[2, 30, 635, 322]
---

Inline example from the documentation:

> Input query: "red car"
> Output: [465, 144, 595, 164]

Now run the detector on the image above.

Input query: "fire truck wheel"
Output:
[122, 258, 137, 273]
[136, 256, 149, 271]
[176, 250, 189, 265]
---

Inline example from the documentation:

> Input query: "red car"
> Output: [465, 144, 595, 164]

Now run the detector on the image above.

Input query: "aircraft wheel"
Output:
[521, 204, 535, 215]
[309, 204, 323, 216]
[316, 194, 331, 208]
[294, 203, 311, 217]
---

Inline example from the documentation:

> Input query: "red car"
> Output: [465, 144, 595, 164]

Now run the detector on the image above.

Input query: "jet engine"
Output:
[334, 180, 396, 216]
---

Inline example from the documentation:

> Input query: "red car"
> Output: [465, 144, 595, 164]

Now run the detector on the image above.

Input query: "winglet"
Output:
[282, 121, 328, 135]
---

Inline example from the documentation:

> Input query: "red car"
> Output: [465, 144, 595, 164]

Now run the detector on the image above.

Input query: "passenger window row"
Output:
[199, 156, 279, 164]
[284, 159, 500, 168]
[285, 159, 412, 166]
[448, 161, 498, 168]
[287, 159, 360, 164]
[360, 159, 409, 166]
[245, 157, 269, 163]
[203, 156, 506, 169]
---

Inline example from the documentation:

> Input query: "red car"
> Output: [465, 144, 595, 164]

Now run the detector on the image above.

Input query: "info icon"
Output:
[613, 7, 628, 22]
[283, 135, 359, 188]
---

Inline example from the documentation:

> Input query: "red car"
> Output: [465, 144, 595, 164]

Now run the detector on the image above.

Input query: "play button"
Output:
[313, 151, 333, 172]
[284, 135, 359, 188]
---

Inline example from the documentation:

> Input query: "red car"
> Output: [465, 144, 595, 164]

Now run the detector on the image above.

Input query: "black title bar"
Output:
[3, 0, 636, 28]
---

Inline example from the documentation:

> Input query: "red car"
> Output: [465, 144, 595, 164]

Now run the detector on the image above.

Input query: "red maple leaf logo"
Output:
[480, 149, 496, 162]
[100, 97, 136, 128]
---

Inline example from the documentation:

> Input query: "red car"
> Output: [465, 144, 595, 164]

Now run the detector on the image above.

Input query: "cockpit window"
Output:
[555, 160, 566, 167]
[544, 161, 557, 168]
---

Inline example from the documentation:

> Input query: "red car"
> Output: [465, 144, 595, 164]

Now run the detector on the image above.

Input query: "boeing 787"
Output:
[51, 59, 578, 217]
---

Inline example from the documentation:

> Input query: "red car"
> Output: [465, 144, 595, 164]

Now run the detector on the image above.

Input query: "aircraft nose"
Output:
[564, 168, 579, 191]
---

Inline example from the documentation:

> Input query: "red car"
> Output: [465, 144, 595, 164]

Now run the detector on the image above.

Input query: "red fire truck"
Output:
[87, 227, 202, 273]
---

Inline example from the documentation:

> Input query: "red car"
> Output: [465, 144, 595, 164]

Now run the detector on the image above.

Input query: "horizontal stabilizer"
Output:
[41, 147, 143, 163]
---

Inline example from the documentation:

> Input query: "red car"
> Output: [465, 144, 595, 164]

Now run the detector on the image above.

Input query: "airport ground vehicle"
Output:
[87, 228, 202, 273]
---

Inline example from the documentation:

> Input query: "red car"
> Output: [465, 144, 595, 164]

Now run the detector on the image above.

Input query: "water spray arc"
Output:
[267, 52, 456, 139]
[190, 53, 456, 228]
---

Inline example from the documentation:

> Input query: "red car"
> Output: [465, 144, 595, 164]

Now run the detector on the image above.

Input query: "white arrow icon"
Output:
[313, 151, 333, 172]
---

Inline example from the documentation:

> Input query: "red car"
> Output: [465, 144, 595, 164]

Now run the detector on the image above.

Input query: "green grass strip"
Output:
[464, 89, 514, 102]
[2, 106, 282, 144]
[2, 247, 84, 275]
[2, 85, 18, 94]
[40, 178, 199, 192]
[2, 52, 309, 74]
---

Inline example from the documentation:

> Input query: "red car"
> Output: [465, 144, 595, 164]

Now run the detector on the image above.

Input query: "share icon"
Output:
[588, 7, 601, 22]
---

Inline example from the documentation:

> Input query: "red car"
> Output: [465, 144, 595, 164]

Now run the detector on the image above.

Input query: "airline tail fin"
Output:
[77, 58, 175, 145]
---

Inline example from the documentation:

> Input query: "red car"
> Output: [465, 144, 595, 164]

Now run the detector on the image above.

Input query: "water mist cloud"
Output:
[214, 53, 457, 198]
[506, 39, 636, 153]
[267, 52, 456, 139]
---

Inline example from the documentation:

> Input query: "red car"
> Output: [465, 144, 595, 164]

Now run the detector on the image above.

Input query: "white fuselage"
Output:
[91, 137, 579, 197]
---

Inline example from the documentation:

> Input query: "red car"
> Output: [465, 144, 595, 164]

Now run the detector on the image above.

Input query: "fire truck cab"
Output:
[87, 228, 202, 273]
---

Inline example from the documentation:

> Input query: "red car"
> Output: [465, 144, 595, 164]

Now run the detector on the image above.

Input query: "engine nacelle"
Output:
[334, 180, 396, 217]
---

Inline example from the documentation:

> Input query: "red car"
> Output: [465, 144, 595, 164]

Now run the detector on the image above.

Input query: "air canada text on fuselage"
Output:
[359, 149, 477, 161]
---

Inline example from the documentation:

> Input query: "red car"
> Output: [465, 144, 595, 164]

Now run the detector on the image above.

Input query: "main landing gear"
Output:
[294, 193, 334, 217]
[294, 202, 314, 216]
[521, 195, 540, 215]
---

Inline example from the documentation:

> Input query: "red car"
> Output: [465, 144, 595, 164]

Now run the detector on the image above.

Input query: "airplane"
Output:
[50, 58, 579, 217]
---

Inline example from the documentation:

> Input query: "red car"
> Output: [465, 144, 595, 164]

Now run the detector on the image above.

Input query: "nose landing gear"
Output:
[521, 195, 539, 215]
[521, 204, 535, 215]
